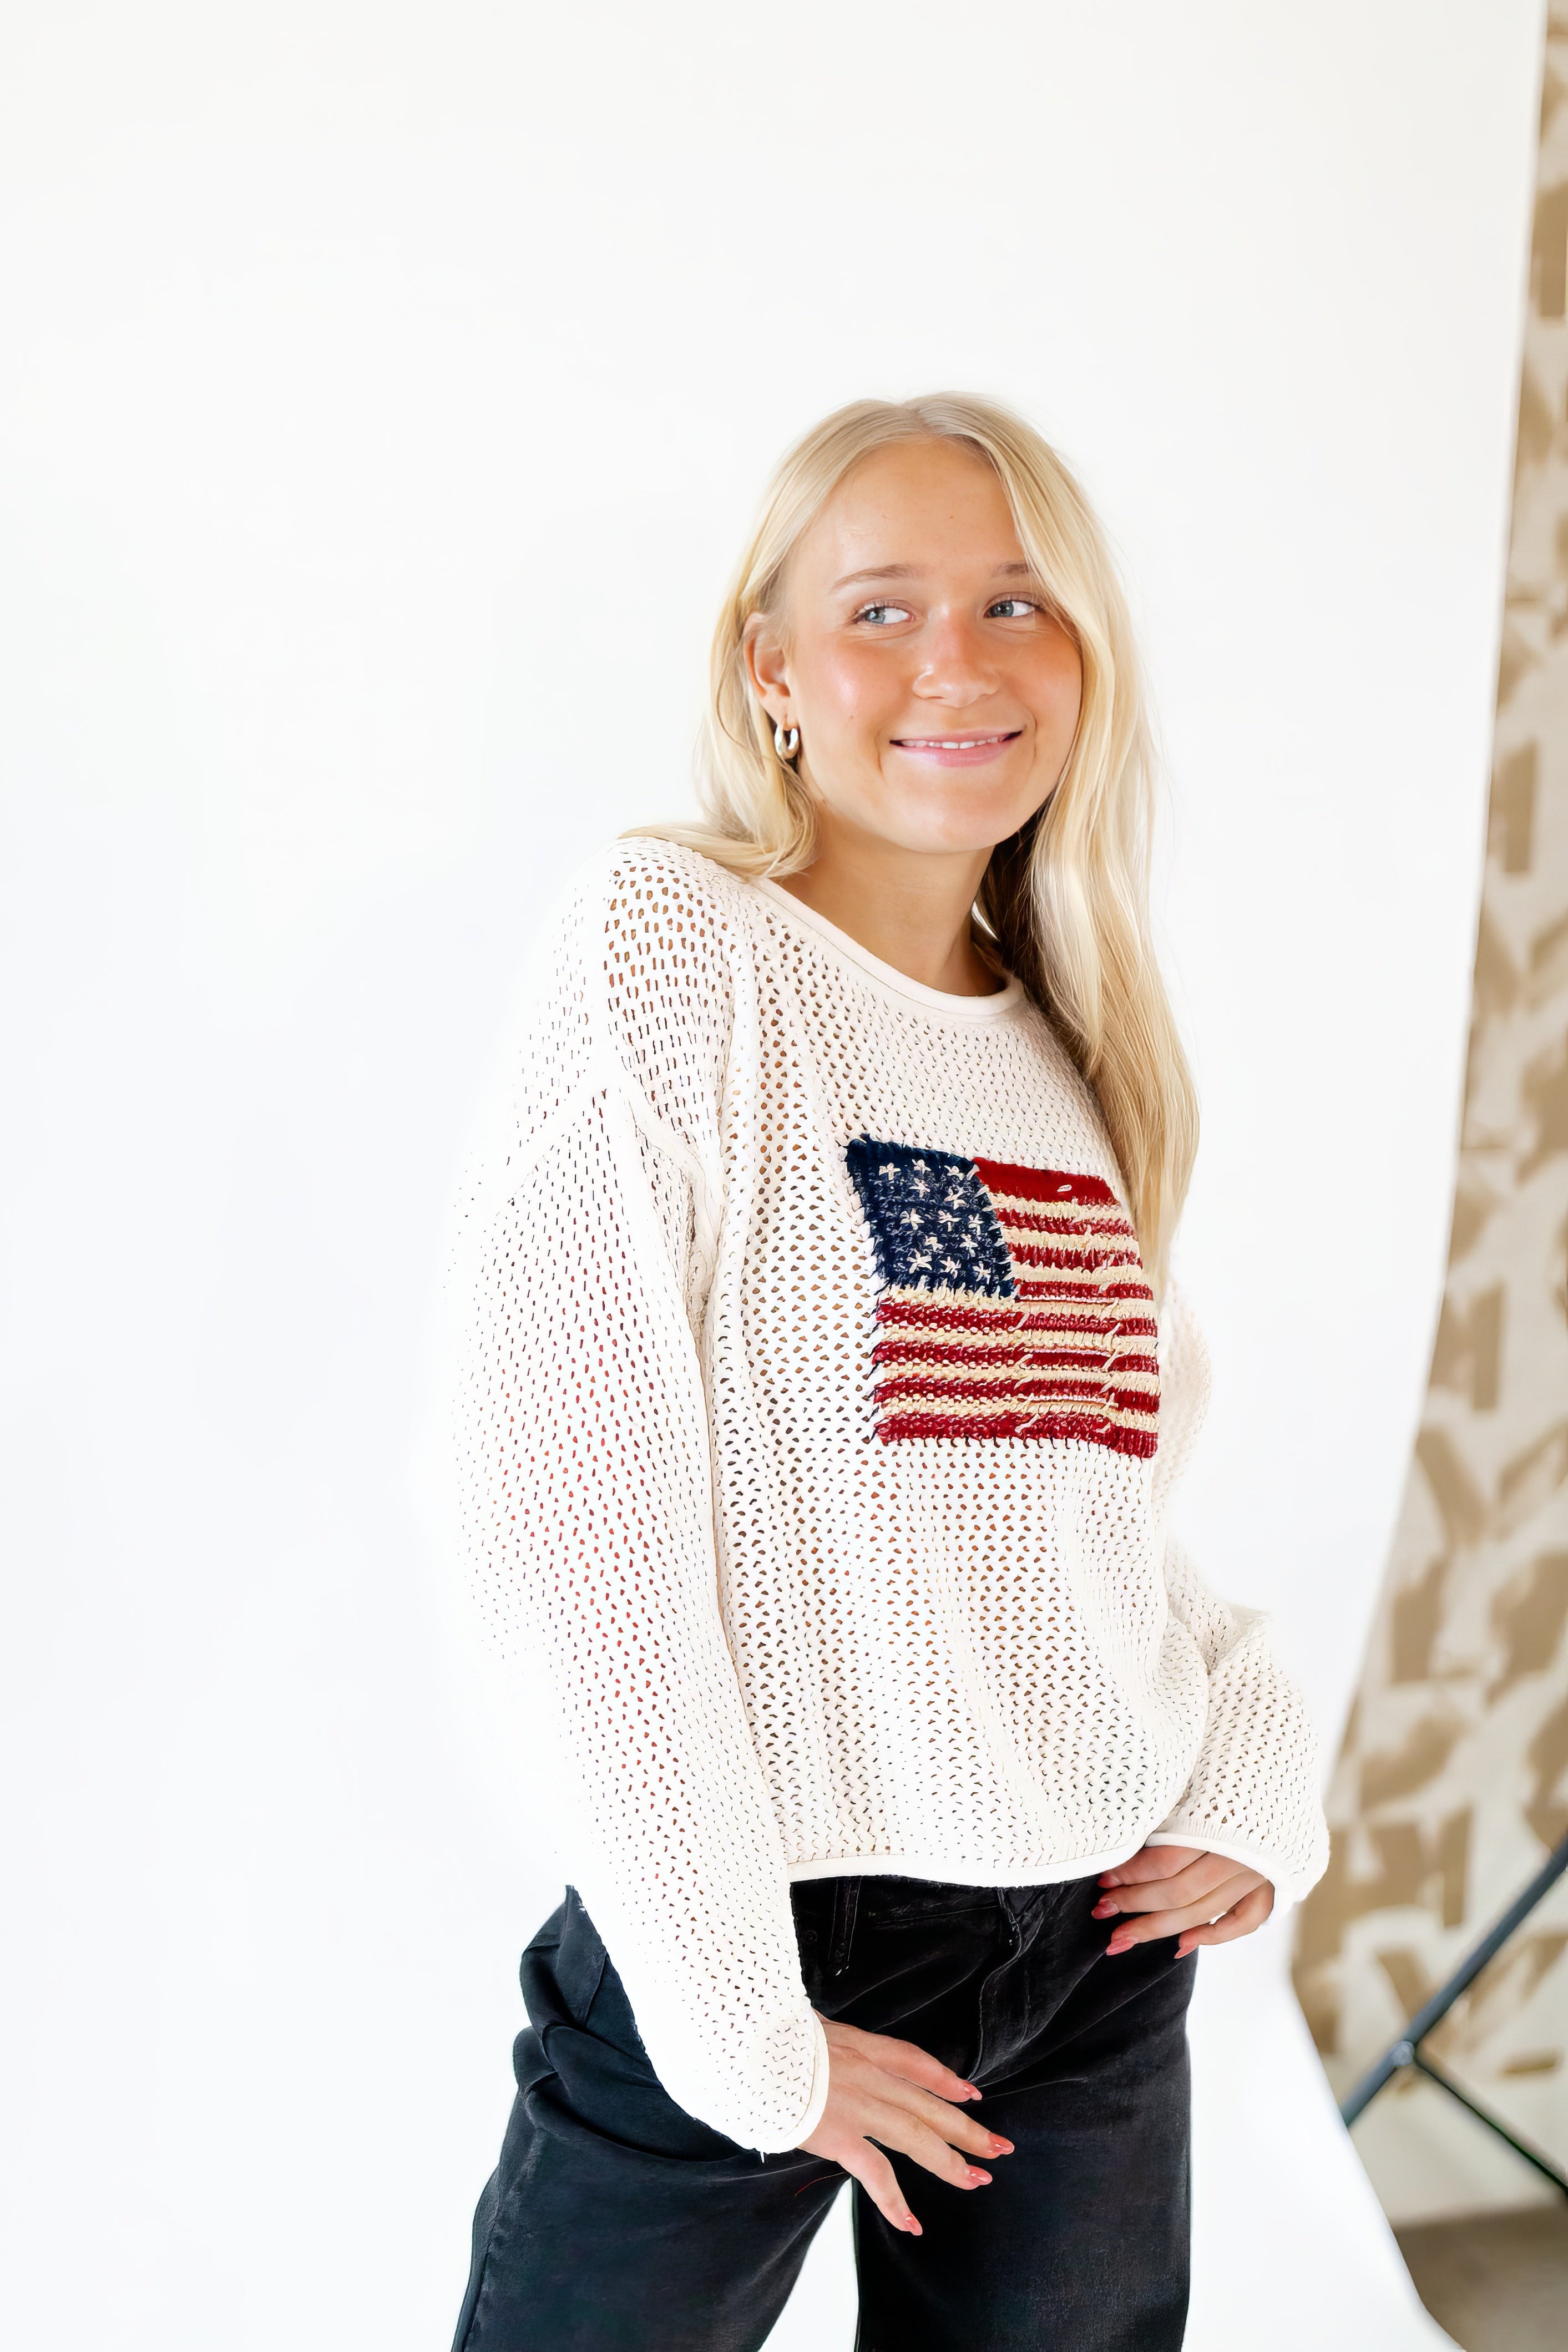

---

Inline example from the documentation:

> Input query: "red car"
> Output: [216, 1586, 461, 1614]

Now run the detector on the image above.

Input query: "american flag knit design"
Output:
[846, 1137, 1160, 1455]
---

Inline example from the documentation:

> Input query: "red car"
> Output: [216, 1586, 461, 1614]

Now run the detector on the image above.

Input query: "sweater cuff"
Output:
[739, 2007, 832, 2153]
[796, 2010, 833, 2146]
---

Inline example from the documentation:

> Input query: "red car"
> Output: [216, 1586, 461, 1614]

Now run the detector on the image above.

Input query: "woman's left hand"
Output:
[1092, 1843, 1274, 1960]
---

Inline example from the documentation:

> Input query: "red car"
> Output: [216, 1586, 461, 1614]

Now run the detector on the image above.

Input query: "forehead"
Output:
[796, 439, 1024, 586]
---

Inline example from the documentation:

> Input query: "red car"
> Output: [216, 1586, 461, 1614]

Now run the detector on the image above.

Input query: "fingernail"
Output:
[904, 2218, 923, 2236]
[967, 2168, 992, 2186]
[1091, 1900, 1117, 1918]
[1099, 1872, 1121, 1887]
[990, 2137, 1014, 2154]
[959, 2083, 982, 2100]
[1106, 1938, 1131, 1956]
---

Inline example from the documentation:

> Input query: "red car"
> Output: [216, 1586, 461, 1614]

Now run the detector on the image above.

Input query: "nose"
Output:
[912, 611, 1000, 707]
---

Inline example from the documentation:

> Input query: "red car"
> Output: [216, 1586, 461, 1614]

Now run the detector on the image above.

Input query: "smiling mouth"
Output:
[891, 731, 1021, 750]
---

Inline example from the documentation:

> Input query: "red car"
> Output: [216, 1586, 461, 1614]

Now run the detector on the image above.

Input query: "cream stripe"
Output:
[873, 1387, 1160, 1429]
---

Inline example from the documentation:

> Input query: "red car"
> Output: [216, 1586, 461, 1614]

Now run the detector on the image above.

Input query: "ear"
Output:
[742, 611, 793, 727]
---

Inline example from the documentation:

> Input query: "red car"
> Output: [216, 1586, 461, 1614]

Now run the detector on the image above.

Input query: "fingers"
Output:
[806, 2038, 1012, 2166]
[1096, 1852, 1258, 1919]
[1097, 1842, 1206, 1888]
[842, 2142, 923, 2236]
[840, 2084, 1010, 2191]
[855, 2065, 1010, 2164]
[824, 2019, 979, 2103]
[1175, 1884, 1275, 1959]
[1104, 1879, 1256, 1953]
[805, 2100, 1011, 2236]
[1107, 1878, 1275, 1956]
[892, 2110, 1000, 2192]
[802, 2020, 1018, 2238]
[1096, 1847, 1279, 1960]
[1105, 1853, 1260, 1928]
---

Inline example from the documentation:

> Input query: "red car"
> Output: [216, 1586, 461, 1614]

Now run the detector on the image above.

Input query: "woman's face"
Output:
[746, 439, 1084, 859]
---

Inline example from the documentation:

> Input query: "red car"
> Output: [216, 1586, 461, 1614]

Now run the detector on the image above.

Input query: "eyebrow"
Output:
[829, 560, 1038, 592]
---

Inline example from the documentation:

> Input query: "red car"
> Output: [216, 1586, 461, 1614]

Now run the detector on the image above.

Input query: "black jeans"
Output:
[452, 1874, 1195, 2351]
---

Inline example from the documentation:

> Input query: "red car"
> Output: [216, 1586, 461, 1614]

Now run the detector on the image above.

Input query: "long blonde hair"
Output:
[635, 393, 1197, 1283]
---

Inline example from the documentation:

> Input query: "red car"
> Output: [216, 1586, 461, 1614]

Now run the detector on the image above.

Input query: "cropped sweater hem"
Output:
[784, 1841, 1150, 1891]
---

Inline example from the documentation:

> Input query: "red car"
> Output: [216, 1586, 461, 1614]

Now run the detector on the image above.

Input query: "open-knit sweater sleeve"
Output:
[1144, 1284, 1329, 1904]
[447, 852, 828, 2151]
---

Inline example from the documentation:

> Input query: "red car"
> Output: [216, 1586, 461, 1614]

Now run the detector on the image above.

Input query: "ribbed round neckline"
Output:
[748, 878, 1025, 1024]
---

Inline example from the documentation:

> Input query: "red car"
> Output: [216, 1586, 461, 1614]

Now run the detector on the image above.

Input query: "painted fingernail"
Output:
[1099, 1872, 1121, 1887]
[1091, 1900, 1117, 1918]
[989, 2137, 1014, 2154]
[967, 2168, 992, 2186]
[959, 2083, 982, 2099]
[1106, 1938, 1131, 1956]
[904, 2217, 923, 2235]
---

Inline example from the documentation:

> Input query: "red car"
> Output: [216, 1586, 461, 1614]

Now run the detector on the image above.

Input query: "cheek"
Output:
[798, 645, 899, 736]
[1037, 639, 1085, 738]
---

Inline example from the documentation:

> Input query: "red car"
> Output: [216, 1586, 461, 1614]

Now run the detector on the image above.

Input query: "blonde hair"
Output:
[635, 393, 1197, 1282]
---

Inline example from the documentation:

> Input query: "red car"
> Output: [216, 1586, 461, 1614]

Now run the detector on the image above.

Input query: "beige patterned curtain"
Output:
[1294, 13, 1568, 2214]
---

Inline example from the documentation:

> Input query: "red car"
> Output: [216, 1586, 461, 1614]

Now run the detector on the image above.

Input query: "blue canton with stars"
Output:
[845, 1139, 1016, 1298]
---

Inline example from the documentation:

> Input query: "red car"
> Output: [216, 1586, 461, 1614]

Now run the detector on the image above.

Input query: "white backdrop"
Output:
[0, 5, 1544, 2346]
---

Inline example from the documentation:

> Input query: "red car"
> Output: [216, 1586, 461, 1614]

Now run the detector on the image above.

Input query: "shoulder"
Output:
[562, 834, 759, 957]
[542, 836, 756, 1107]
[520, 835, 759, 1018]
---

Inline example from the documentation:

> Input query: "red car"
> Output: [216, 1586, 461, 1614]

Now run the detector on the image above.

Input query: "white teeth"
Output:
[903, 736, 1005, 750]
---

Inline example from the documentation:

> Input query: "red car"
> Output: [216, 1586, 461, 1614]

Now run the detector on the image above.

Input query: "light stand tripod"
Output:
[1339, 1829, 1568, 2195]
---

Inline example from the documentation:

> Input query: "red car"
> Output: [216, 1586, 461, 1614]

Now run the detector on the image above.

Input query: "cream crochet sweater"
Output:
[447, 839, 1328, 2152]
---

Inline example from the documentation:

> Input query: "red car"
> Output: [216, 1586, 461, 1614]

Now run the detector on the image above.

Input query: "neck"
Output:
[775, 807, 1000, 997]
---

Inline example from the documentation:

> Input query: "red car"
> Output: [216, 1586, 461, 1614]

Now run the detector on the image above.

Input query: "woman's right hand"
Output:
[798, 2016, 1014, 2234]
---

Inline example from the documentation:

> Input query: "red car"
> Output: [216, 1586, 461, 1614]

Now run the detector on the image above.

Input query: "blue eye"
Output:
[988, 597, 1040, 619]
[858, 602, 914, 626]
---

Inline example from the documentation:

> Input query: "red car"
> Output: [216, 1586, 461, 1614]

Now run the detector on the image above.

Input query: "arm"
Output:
[446, 852, 826, 2150]
[1141, 1536, 1328, 1905]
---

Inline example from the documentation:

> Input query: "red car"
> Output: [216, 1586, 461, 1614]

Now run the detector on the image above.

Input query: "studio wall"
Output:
[0, 7, 1546, 2347]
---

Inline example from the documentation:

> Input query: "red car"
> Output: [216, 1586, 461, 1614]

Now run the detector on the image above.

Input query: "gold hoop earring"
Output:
[773, 720, 800, 762]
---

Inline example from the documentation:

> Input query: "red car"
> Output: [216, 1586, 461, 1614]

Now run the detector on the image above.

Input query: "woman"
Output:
[445, 394, 1328, 2351]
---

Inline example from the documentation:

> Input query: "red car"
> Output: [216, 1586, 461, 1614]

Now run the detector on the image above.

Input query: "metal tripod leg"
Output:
[1408, 2050, 1568, 2196]
[1337, 1829, 1568, 2195]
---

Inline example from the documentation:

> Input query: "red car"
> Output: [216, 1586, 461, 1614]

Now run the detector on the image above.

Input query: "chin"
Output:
[871, 773, 1051, 850]
[888, 803, 1041, 858]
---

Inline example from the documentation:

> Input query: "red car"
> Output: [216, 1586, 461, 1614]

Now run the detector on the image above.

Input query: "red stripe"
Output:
[1014, 1279, 1154, 1304]
[876, 1409, 1159, 1458]
[873, 1338, 1157, 1372]
[872, 1340, 1146, 1373]
[993, 1207, 1136, 1239]
[874, 1343, 1114, 1369]
[875, 1297, 1157, 1340]
[877, 1297, 1025, 1333]
[972, 1158, 1119, 1208]
[1008, 1241, 1142, 1272]
[874, 1373, 1158, 1412]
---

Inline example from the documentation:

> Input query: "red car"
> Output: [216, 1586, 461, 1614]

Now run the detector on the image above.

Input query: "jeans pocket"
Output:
[826, 1877, 862, 1978]
[859, 1880, 1001, 1930]
[793, 1876, 864, 1997]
